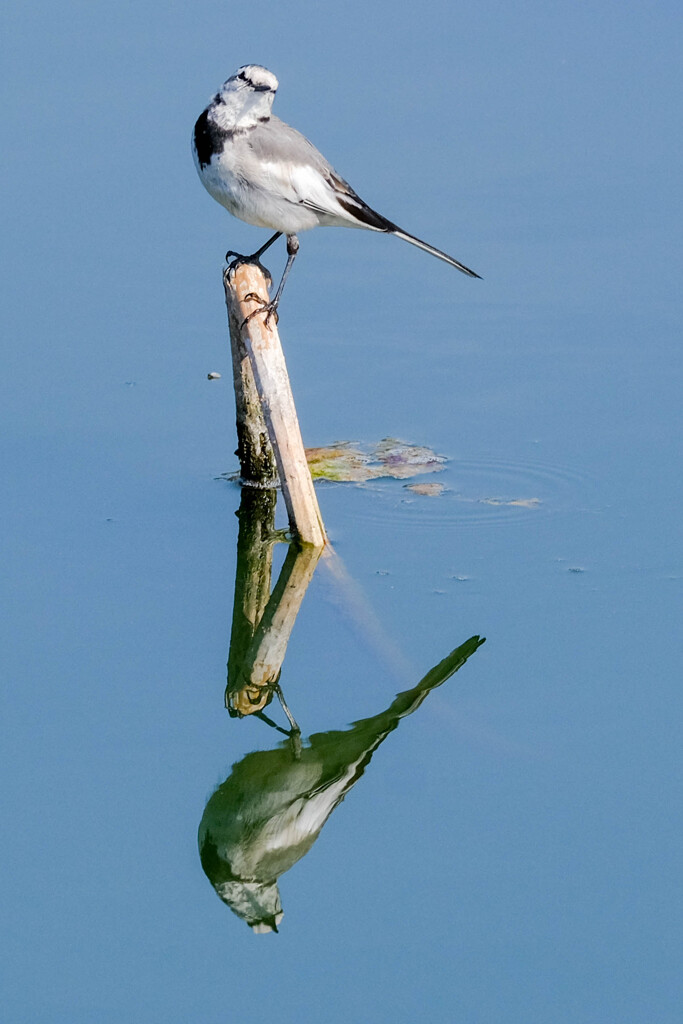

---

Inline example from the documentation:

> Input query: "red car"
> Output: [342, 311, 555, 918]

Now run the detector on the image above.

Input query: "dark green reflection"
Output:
[201, 487, 484, 932]
[224, 487, 321, 737]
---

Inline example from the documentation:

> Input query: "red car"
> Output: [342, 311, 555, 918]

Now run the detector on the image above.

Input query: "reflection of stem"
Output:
[226, 488, 277, 708]
[225, 485, 321, 731]
[241, 542, 321, 688]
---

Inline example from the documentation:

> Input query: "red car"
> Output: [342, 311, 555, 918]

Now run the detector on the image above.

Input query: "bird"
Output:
[192, 65, 481, 325]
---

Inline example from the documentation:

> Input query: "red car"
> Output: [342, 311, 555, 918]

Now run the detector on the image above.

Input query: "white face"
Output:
[225, 64, 279, 96]
[214, 65, 278, 128]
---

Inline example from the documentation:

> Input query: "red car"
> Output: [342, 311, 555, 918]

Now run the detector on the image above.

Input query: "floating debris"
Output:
[207, 371, 222, 380]
[507, 497, 541, 508]
[306, 438, 447, 483]
[478, 496, 541, 509]
[404, 482, 446, 497]
[305, 443, 370, 482]
[374, 438, 446, 478]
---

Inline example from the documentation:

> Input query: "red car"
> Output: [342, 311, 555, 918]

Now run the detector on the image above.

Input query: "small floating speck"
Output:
[207, 371, 222, 380]
[479, 496, 541, 508]
[450, 574, 470, 582]
[568, 567, 585, 573]
[375, 570, 390, 576]
[404, 482, 446, 497]
[508, 497, 541, 508]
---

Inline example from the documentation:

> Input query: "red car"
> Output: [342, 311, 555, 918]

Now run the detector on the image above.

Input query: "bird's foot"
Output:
[225, 251, 273, 286]
[241, 294, 279, 329]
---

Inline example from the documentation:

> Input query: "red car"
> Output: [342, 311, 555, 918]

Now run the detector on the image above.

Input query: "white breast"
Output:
[194, 139, 329, 233]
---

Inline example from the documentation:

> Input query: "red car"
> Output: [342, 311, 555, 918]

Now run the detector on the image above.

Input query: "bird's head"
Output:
[228, 65, 279, 94]
[212, 65, 278, 129]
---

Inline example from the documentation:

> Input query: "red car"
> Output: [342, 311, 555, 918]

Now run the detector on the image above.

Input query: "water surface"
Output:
[2, 2, 681, 1021]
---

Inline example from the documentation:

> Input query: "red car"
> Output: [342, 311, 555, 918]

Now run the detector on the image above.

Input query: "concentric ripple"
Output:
[334, 455, 596, 529]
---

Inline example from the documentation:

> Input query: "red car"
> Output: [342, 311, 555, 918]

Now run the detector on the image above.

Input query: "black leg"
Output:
[242, 234, 299, 328]
[274, 683, 302, 759]
[253, 231, 283, 261]
[225, 230, 282, 266]
[273, 682, 300, 735]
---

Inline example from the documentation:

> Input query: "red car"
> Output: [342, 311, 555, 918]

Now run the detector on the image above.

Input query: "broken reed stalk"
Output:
[223, 262, 326, 549]
[224, 270, 278, 486]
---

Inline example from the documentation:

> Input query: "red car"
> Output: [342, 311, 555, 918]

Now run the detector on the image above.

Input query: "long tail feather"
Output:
[334, 189, 481, 279]
[390, 226, 482, 278]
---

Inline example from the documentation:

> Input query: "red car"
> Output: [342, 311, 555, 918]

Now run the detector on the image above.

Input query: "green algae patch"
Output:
[305, 438, 447, 483]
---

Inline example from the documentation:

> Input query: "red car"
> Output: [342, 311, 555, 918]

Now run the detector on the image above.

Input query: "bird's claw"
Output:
[241, 297, 279, 329]
[225, 252, 273, 286]
[224, 251, 246, 279]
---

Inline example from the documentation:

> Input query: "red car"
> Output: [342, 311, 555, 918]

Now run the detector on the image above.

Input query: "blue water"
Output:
[2, 2, 681, 1021]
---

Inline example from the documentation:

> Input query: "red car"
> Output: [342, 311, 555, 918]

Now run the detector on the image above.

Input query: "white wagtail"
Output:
[193, 65, 481, 324]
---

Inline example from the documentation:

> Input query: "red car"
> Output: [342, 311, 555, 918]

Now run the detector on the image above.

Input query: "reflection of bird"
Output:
[192, 65, 481, 324]
[199, 635, 484, 932]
